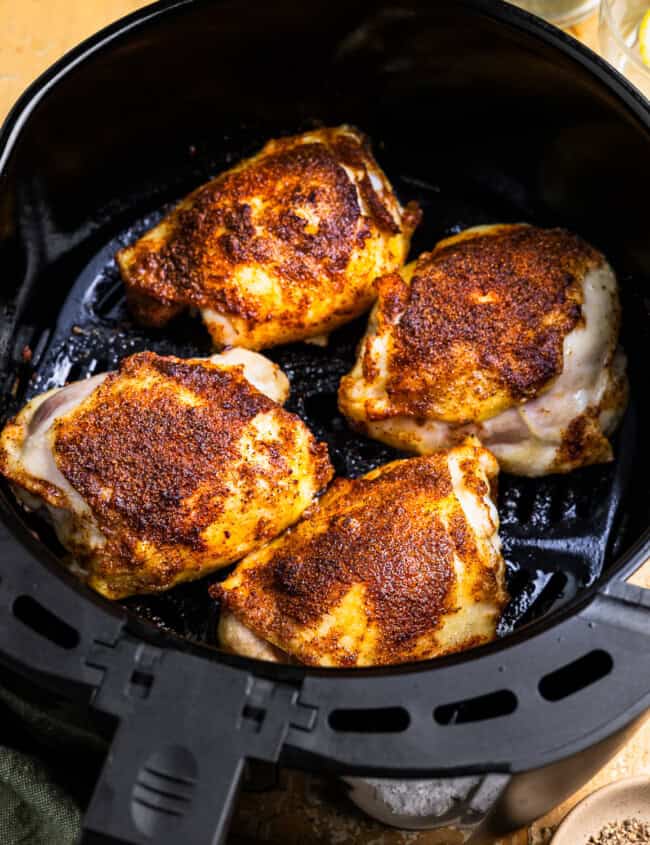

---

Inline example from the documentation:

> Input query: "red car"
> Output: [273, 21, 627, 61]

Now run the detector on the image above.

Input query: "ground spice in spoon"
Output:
[587, 817, 650, 844]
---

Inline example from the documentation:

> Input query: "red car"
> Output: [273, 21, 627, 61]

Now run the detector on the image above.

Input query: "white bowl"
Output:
[551, 775, 650, 844]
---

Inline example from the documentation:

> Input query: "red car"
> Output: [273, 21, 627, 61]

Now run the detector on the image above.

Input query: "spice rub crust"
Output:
[117, 126, 420, 350]
[366, 225, 600, 424]
[214, 440, 507, 667]
[53, 352, 333, 598]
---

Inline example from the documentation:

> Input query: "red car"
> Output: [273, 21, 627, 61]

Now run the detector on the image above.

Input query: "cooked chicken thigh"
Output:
[214, 438, 508, 667]
[117, 126, 420, 350]
[339, 225, 628, 477]
[0, 350, 333, 599]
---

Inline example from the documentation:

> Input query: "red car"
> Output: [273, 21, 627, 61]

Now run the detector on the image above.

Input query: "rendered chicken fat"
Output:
[338, 224, 628, 476]
[0, 350, 332, 599]
[214, 438, 508, 667]
[117, 125, 420, 350]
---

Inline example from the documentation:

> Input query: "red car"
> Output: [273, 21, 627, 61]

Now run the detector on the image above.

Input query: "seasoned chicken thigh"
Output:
[117, 126, 420, 350]
[0, 350, 333, 599]
[214, 439, 508, 667]
[339, 225, 628, 476]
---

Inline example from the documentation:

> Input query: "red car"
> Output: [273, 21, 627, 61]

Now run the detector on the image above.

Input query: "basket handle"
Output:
[80, 645, 307, 845]
[81, 724, 244, 845]
[79, 647, 252, 844]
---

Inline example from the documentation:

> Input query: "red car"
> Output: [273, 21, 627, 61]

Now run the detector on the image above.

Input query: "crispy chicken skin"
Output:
[117, 126, 420, 350]
[339, 224, 628, 477]
[0, 350, 333, 599]
[213, 438, 508, 667]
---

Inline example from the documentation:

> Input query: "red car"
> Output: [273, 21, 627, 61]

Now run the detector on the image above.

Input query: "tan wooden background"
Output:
[1, 4, 648, 843]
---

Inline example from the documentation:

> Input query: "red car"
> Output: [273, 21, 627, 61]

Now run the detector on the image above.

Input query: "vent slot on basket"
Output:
[129, 669, 154, 700]
[434, 689, 518, 725]
[329, 706, 410, 733]
[12, 595, 79, 649]
[93, 279, 127, 320]
[538, 649, 613, 702]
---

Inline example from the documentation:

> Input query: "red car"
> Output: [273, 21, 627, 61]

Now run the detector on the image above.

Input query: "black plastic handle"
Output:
[80, 643, 313, 845]
[81, 649, 250, 845]
[83, 741, 244, 845]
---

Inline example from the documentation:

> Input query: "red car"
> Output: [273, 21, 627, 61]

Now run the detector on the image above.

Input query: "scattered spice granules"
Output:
[587, 817, 650, 844]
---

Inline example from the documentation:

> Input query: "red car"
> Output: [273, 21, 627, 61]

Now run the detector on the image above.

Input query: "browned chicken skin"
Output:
[339, 225, 628, 476]
[0, 350, 333, 598]
[117, 126, 420, 350]
[214, 438, 508, 667]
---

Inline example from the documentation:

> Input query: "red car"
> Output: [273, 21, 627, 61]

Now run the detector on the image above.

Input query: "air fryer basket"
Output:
[0, 1, 649, 843]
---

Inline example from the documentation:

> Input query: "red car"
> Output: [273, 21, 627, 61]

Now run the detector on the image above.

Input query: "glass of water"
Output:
[599, 0, 650, 96]
[507, 0, 599, 26]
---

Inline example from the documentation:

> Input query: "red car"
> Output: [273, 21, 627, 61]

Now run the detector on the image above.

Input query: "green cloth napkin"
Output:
[0, 745, 80, 845]
[0, 676, 107, 845]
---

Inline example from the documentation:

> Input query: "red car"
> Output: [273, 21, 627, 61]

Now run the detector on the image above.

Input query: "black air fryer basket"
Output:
[1, 1, 649, 843]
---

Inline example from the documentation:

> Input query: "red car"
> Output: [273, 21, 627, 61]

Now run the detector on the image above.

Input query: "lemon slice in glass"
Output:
[640, 8, 650, 68]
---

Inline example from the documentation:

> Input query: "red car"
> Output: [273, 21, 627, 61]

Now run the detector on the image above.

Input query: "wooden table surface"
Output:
[1, 4, 648, 844]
